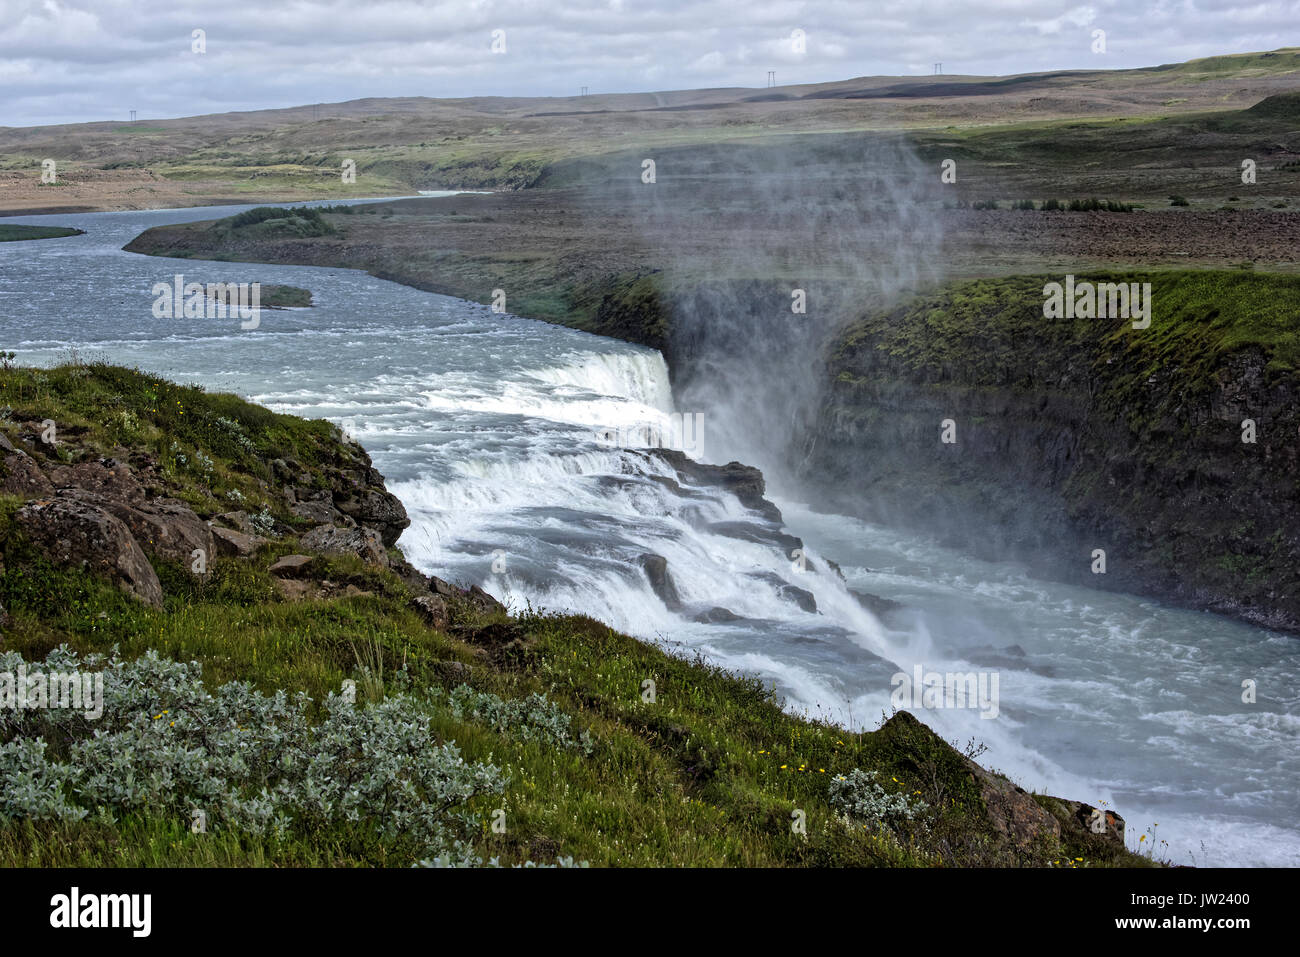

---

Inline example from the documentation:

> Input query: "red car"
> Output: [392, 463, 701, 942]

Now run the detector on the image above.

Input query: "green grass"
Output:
[0, 225, 83, 242]
[836, 270, 1300, 386]
[0, 363, 1153, 867]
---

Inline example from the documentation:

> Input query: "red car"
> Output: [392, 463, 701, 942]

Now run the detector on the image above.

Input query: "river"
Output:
[2, 199, 1296, 866]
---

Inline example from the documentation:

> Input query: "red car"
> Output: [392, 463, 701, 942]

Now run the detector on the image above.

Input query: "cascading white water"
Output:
[3, 200, 1298, 867]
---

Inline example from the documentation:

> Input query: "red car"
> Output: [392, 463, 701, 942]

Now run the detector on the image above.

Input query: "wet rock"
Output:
[749, 570, 817, 613]
[849, 589, 902, 617]
[694, 606, 741, 623]
[779, 583, 818, 613]
[269, 554, 315, 578]
[639, 553, 683, 611]
[706, 521, 805, 559]
[653, 449, 782, 522]
[16, 498, 163, 607]
[300, 523, 388, 566]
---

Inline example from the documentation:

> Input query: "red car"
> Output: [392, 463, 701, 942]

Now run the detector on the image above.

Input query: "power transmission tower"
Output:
[934, 63, 942, 75]
[767, 70, 775, 87]
[129, 110, 137, 122]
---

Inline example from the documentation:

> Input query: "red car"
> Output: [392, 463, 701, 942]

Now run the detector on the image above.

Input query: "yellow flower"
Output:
[780, 765, 787, 769]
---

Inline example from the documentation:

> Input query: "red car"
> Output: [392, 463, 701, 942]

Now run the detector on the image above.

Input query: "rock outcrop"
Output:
[0, 411, 487, 618]
[16, 498, 163, 607]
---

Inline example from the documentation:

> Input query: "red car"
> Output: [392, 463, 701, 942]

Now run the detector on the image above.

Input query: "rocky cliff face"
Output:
[804, 272, 1300, 633]
[0, 391, 503, 625]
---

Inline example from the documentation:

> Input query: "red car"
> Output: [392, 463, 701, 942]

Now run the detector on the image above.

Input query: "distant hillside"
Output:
[2, 46, 1300, 214]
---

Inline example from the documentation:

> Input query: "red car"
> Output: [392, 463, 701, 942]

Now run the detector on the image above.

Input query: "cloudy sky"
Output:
[2, 0, 1297, 127]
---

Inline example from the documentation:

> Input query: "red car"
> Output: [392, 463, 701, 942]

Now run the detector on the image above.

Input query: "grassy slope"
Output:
[0, 363, 1151, 867]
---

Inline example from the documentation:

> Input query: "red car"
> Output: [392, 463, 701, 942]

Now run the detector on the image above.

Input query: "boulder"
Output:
[273, 578, 321, 602]
[849, 589, 902, 617]
[269, 554, 315, 578]
[778, 583, 818, 614]
[45, 457, 144, 504]
[332, 489, 409, 546]
[652, 450, 781, 522]
[1, 454, 54, 497]
[67, 492, 214, 567]
[16, 498, 163, 607]
[411, 594, 450, 629]
[694, 606, 742, 623]
[210, 524, 266, 557]
[1050, 798, 1127, 849]
[429, 576, 461, 599]
[288, 488, 349, 526]
[749, 570, 817, 613]
[215, 511, 254, 534]
[638, 553, 683, 611]
[300, 523, 388, 566]
[468, 584, 505, 614]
